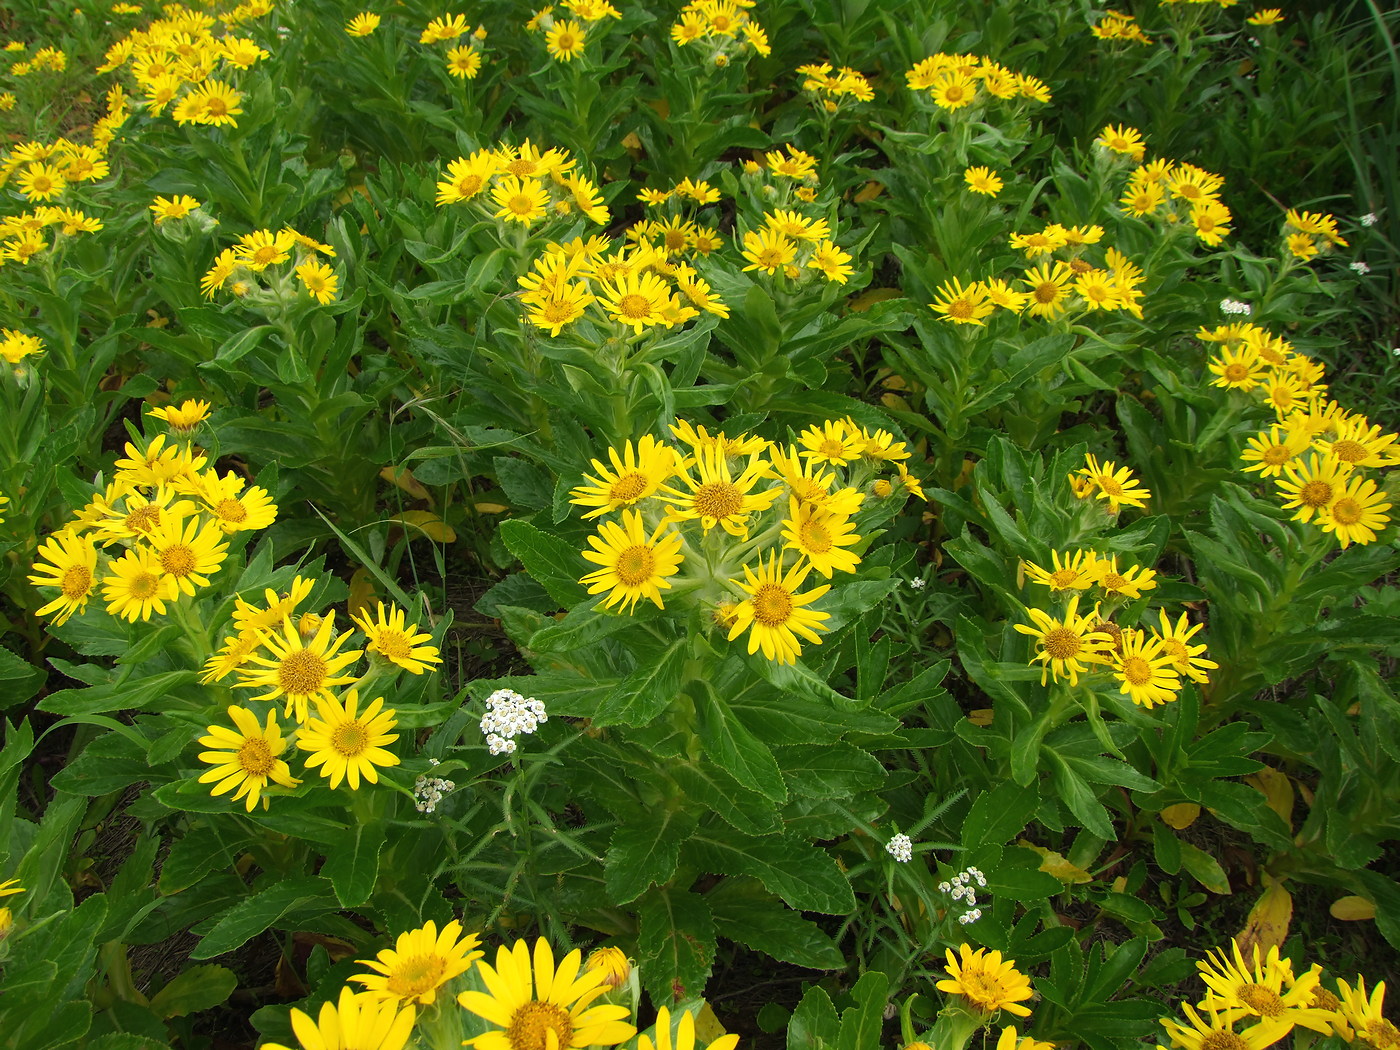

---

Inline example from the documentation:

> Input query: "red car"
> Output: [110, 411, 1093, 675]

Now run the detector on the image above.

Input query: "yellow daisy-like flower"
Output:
[1160, 998, 1284, 1050]
[235, 228, 296, 271]
[233, 575, 317, 634]
[296, 260, 339, 304]
[1095, 556, 1157, 599]
[1120, 179, 1166, 218]
[446, 45, 482, 78]
[492, 175, 550, 226]
[662, 445, 780, 537]
[28, 531, 99, 625]
[0, 328, 44, 364]
[766, 444, 863, 516]
[350, 919, 484, 1006]
[995, 1026, 1055, 1050]
[186, 80, 242, 126]
[928, 70, 977, 110]
[197, 705, 300, 812]
[352, 601, 443, 674]
[114, 433, 208, 489]
[1241, 424, 1311, 478]
[188, 471, 278, 534]
[93, 486, 192, 545]
[640, 1007, 739, 1050]
[1247, 10, 1284, 27]
[1335, 977, 1400, 1049]
[569, 435, 679, 518]
[1010, 228, 1067, 258]
[726, 551, 832, 665]
[798, 419, 860, 467]
[585, 947, 631, 990]
[1315, 473, 1391, 548]
[1096, 124, 1146, 160]
[546, 19, 586, 61]
[1209, 344, 1266, 392]
[1022, 549, 1103, 592]
[457, 938, 637, 1050]
[1315, 417, 1400, 470]
[1021, 262, 1075, 319]
[930, 277, 996, 325]
[422, 13, 470, 43]
[1275, 452, 1348, 524]
[235, 613, 364, 723]
[1013, 594, 1115, 686]
[1192, 200, 1234, 247]
[937, 944, 1034, 1017]
[144, 515, 230, 596]
[17, 162, 66, 202]
[298, 689, 401, 790]
[147, 398, 212, 434]
[964, 166, 1003, 196]
[201, 630, 262, 684]
[150, 194, 203, 225]
[1197, 940, 1331, 1034]
[808, 239, 855, 283]
[201, 249, 240, 299]
[263, 987, 414, 1050]
[436, 149, 501, 205]
[525, 280, 593, 336]
[781, 497, 861, 578]
[597, 270, 672, 333]
[580, 509, 685, 612]
[1111, 630, 1181, 709]
[1151, 608, 1218, 685]
[1073, 453, 1151, 513]
[102, 546, 179, 622]
[740, 228, 796, 275]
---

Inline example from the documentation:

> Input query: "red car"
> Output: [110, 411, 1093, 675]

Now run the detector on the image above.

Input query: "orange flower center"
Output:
[128, 572, 160, 599]
[1034, 282, 1058, 304]
[1331, 439, 1366, 462]
[1042, 627, 1081, 660]
[61, 564, 93, 598]
[798, 517, 832, 554]
[160, 543, 197, 578]
[238, 736, 275, 775]
[217, 498, 248, 523]
[1330, 497, 1363, 526]
[608, 472, 650, 502]
[691, 482, 742, 520]
[750, 583, 794, 626]
[277, 648, 327, 695]
[613, 545, 656, 586]
[331, 721, 369, 757]
[507, 1001, 574, 1050]
[387, 953, 446, 998]
[1298, 479, 1333, 507]
[1120, 655, 1152, 686]
[1238, 984, 1285, 1016]
[1261, 444, 1290, 465]
[616, 293, 652, 320]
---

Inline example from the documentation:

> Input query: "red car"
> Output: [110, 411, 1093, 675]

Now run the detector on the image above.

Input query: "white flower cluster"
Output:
[481, 688, 547, 755]
[907, 577, 926, 591]
[938, 866, 987, 924]
[413, 760, 456, 814]
[1351, 261, 1370, 275]
[1361, 212, 1378, 227]
[886, 833, 913, 862]
[1219, 298, 1252, 316]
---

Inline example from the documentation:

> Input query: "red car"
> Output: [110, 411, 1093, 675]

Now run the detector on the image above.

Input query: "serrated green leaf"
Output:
[148, 965, 238, 1020]
[685, 831, 853, 914]
[637, 888, 715, 1007]
[605, 810, 697, 905]
[191, 876, 338, 959]
[696, 695, 786, 802]
[707, 881, 844, 970]
[323, 824, 385, 908]
[499, 519, 586, 608]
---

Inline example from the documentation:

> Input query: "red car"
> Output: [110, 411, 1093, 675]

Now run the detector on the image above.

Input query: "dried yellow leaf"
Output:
[1160, 802, 1201, 830]
[1330, 896, 1376, 921]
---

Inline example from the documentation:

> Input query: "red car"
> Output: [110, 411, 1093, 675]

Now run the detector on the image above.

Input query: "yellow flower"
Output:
[639, 1007, 739, 1050]
[0, 878, 23, 899]
[781, 497, 862, 577]
[186, 80, 242, 126]
[1095, 556, 1156, 598]
[296, 259, 339, 304]
[102, 547, 179, 622]
[346, 12, 381, 36]
[1241, 424, 1311, 478]
[457, 938, 636, 1050]
[585, 947, 632, 990]
[1073, 453, 1151, 513]
[808, 239, 855, 283]
[1160, 998, 1284, 1050]
[350, 919, 484, 1006]
[28, 531, 99, 624]
[145, 515, 230, 596]
[147, 398, 212, 433]
[740, 227, 796, 275]
[17, 162, 66, 201]
[570, 435, 678, 518]
[964, 166, 1003, 196]
[436, 149, 501, 205]
[1013, 595, 1115, 686]
[1246, 9, 1284, 26]
[197, 706, 300, 811]
[929, 70, 977, 110]
[996, 1026, 1056, 1050]
[930, 277, 996, 325]
[1021, 261, 1075, 318]
[352, 601, 443, 674]
[580, 509, 685, 612]
[422, 13, 470, 43]
[596, 270, 672, 332]
[235, 612, 364, 723]
[1275, 452, 1348, 524]
[663, 444, 780, 537]
[298, 689, 401, 790]
[201, 249, 240, 298]
[798, 418, 860, 467]
[1150, 608, 1218, 685]
[263, 987, 414, 1050]
[1315, 472, 1391, 548]
[1111, 630, 1181, 709]
[232, 575, 316, 634]
[1096, 123, 1146, 160]
[0, 328, 44, 364]
[1022, 549, 1103, 591]
[937, 944, 1035, 1017]
[727, 551, 832, 665]
[492, 175, 551, 225]
[546, 19, 586, 61]
[445, 44, 483, 78]
[1197, 940, 1332, 1034]
[1192, 200, 1233, 246]
[1335, 977, 1400, 1049]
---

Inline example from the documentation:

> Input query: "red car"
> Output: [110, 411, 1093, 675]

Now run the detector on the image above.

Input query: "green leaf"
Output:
[530, 602, 651, 655]
[148, 965, 238, 1020]
[961, 781, 1039, 849]
[787, 985, 840, 1050]
[499, 519, 586, 608]
[707, 880, 844, 970]
[837, 970, 889, 1050]
[775, 743, 885, 798]
[671, 765, 781, 836]
[592, 639, 688, 727]
[696, 695, 786, 802]
[50, 729, 162, 796]
[160, 822, 250, 895]
[637, 887, 715, 1007]
[685, 831, 854, 914]
[190, 876, 339, 959]
[38, 671, 201, 716]
[322, 824, 385, 908]
[1047, 753, 1114, 839]
[605, 809, 697, 905]
[1178, 842, 1231, 894]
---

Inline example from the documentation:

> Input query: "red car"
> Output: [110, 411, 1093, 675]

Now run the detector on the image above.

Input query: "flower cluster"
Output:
[1159, 939, 1398, 1050]
[1117, 149, 1234, 247]
[1069, 453, 1152, 514]
[886, 833, 913, 862]
[671, 0, 771, 64]
[26, 414, 275, 627]
[200, 226, 339, 304]
[739, 208, 855, 285]
[479, 688, 548, 755]
[434, 140, 608, 229]
[0, 202, 104, 267]
[797, 61, 874, 111]
[1091, 9, 1152, 44]
[1281, 208, 1349, 261]
[412, 761, 457, 814]
[932, 242, 1146, 325]
[0, 328, 43, 369]
[905, 52, 1051, 112]
[527, 1, 621, 64]
[98, 2, 272, 128]
[1202, 323, 1397, 548]
[570, 417, 922, 665]
[938, 866, 986, 924]
[8, 45, 66, 76]
[419, 13, 489, 79]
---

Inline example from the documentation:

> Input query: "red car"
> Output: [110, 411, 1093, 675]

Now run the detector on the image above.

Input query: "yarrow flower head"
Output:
[886, 833, 913, 862]
[1220, 298, 1253, 316]
[481, 688, 547, 755]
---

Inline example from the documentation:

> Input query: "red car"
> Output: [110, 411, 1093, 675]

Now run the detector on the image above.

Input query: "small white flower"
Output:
[1220, 298, 1252, 316]
[1361, 212, 1378, 227]
[886, 833, 913, 863]
[480, 688, 547, 753]
[1351, 261, 1371, 274]
[908, 577, 926, 590]
[938, 880, 952, 893]
[960, 908, 982, 924]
